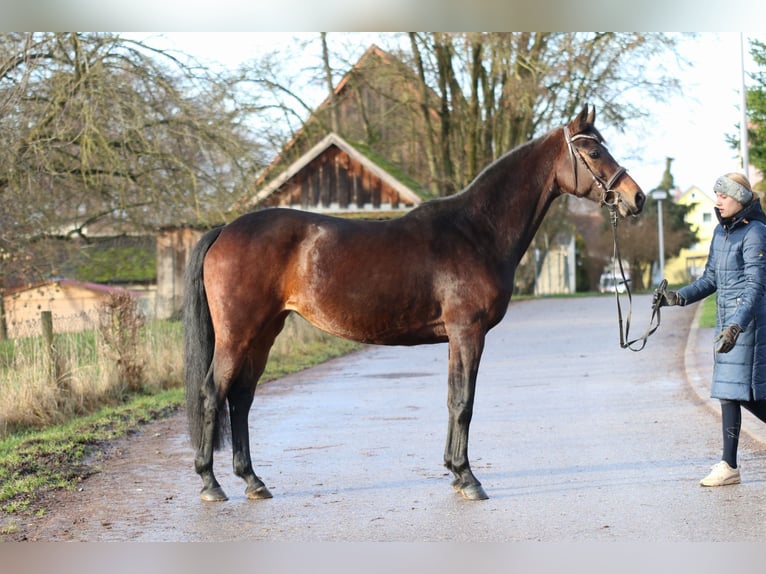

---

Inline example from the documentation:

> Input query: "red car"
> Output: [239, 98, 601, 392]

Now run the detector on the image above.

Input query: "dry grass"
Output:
[0, 319, 182, 436]
[0, 293, 185, 435]
[0, 300, 355, 438]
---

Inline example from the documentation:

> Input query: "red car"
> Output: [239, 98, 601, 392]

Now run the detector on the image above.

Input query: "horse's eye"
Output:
[588, 150, 600, 159]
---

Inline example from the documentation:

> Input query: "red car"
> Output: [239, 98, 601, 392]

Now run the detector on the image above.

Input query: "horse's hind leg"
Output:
[229, 370, 272, 500]
[196, 344, 251, 502]
[195, 365, 229, 502]
[229, 316, 287, 499]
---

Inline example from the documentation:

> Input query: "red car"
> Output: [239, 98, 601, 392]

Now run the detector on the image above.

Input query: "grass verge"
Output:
[698, 294, 716, 329]
[0, 331, 358, 538]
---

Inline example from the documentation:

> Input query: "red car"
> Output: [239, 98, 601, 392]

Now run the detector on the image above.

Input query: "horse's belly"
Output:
[288, 296, 446, 346]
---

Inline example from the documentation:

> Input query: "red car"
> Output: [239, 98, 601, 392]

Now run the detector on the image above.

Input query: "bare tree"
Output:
[0, 32, 265, 287]
[404, 32, 682, 196]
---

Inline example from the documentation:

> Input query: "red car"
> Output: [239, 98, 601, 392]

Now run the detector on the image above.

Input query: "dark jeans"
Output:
[720, 399, 766, 468]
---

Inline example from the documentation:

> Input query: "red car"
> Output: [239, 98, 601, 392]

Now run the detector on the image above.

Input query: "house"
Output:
[247, 44, 439, 203]
[663, 186, 717, 284]
[243, 132, 424, 214]
[2, 278, 148, 339]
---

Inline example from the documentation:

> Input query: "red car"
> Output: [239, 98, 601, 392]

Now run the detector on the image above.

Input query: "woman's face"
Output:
[715, 192, 744, 218]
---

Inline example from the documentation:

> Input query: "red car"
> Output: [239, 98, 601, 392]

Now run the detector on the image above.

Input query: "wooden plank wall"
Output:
[266, 146, 408, 211]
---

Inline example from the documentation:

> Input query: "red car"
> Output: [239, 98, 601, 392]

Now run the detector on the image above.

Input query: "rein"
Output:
[606, 207, 664, 352]
[563, 126, 662, 351]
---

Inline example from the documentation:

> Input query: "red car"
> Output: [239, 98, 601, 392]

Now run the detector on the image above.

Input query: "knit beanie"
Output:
[714, 174, 753, 205]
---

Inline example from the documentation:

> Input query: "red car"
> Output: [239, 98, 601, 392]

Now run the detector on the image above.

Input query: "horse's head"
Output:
[560, 105, 645, 217]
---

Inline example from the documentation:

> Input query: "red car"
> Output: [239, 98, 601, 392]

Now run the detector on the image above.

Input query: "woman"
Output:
[656, 172, 766, 486]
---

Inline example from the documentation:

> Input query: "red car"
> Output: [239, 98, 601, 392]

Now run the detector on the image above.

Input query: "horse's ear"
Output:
[586, 105, 595, 125]
[568, 105, 592, 135]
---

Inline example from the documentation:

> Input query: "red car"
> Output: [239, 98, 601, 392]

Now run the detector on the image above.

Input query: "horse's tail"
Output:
[183, 226, 229, 451]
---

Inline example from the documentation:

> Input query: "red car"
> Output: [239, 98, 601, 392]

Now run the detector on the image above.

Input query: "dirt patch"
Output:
[3, 410, 186, 541]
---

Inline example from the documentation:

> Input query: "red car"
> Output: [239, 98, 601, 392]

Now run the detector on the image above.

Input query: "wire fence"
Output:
[2, 292, 155, 340]
[0, 302, 182, 436]
[5, 311, 100, 340]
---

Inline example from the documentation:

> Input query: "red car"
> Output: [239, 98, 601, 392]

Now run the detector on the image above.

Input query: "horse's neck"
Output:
[465, 139, 561, 267]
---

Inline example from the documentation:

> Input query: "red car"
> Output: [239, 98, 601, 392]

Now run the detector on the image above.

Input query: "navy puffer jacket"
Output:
[677, 199, 766, 401]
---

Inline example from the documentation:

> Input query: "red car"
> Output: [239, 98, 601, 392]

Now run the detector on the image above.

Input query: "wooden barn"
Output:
[244, 132, 423, 213]
[154, 226, 204, 321]
[154, 46, 436, 320]
[154, 134, 425, 320]
[248, 44, 439, 203]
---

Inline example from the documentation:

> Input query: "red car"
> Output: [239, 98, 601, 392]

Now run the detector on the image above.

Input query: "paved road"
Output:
[24, 295, 766, 541]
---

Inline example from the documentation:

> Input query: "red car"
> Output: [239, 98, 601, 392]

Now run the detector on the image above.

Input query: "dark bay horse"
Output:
[183, 105, 645, 502]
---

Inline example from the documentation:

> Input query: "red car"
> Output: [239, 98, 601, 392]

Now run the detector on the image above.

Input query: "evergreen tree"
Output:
[745, 39, 766, 193]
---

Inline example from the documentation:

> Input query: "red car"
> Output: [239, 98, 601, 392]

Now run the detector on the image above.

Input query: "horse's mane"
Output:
[403, 120, 605, 224]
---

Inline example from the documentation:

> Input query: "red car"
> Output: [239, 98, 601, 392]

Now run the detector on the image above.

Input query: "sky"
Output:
[609, 32, 758, 196]
[133, 31, 763, 197]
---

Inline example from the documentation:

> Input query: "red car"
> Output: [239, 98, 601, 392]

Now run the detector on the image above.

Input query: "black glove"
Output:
[653, 283, 682, 308]
[714, 325, 743, 353]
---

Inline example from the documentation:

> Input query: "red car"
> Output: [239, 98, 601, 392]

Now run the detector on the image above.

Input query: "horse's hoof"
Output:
[200, 486, 228, 502]
[458, 483, 489, 501]
[246, 484, 273, 500]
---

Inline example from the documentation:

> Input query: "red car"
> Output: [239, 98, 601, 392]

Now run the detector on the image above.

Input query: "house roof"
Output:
[246, 132, 423, 209]
[253, 44, 401, 191]
[677, 185, 715, 205]
[5, 278, 142, 298]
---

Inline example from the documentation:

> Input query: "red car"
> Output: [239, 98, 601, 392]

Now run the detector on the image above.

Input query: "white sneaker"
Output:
[700, 461, 741, 487]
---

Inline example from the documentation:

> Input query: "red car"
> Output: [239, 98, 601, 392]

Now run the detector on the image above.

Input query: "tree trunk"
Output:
[321, 32, 340, 133]
[408, 33, 441, 198]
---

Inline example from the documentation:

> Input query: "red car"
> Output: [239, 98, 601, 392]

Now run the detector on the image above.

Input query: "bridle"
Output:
[563, 126, 627, 208]
[563, 127, 662, 352]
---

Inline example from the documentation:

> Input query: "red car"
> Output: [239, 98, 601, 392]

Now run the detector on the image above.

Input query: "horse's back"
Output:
[203, 209, 451, 344]
[203, 206, 512, 345]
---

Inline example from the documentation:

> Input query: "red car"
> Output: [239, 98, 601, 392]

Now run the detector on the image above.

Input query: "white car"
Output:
[599, 273, 628, 294]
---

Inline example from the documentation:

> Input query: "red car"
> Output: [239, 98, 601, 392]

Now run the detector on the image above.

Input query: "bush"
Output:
[98, 293, 146, 394]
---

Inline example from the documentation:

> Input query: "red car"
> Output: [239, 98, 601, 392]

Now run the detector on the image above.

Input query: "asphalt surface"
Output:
[21, 294, 766, 541]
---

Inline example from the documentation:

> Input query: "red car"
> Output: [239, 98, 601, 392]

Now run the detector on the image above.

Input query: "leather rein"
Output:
[564, 127, 663, 352]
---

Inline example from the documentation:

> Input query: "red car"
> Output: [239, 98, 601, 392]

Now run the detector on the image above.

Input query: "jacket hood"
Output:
[716, 197, 766, 228]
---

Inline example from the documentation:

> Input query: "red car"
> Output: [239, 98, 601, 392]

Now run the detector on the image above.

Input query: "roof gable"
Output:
[247, 132, 422, 212]
[244, 43, 438, 211]
[677, 185, 715, 206]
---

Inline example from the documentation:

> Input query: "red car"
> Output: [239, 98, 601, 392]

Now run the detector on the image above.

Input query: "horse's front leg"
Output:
[444, 329, 489, 500]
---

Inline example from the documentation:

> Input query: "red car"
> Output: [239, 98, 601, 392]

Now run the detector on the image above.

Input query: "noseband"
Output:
[563, 127, 627, 209]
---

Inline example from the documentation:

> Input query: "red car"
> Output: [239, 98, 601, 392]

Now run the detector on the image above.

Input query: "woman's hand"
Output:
[653, 282, 683, 307]
[714, 325, 743, 353]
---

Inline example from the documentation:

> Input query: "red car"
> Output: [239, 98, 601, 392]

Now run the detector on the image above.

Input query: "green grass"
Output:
[698, 295, 716, 329]
[0, 389, 181, 535]
[0, 388, 181, 505]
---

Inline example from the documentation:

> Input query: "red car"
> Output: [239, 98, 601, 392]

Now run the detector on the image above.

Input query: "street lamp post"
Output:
[651, 188, 668, 284]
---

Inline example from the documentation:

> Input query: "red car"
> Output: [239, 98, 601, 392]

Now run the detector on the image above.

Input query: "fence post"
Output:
[40, 311, 60, 386]
[0, 292, 7, 340]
